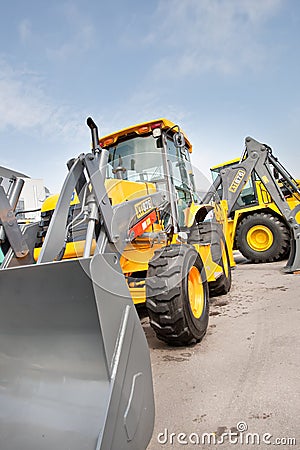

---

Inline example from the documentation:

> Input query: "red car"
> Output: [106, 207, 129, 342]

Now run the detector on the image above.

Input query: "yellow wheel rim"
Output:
[246, 225, 274, 252]
[188, 266, 204, 319]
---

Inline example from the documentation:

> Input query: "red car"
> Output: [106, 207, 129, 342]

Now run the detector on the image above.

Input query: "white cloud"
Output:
[0, 59, 86, 142]
[139, 0, 284, 77]
[0, 59, 98, 192]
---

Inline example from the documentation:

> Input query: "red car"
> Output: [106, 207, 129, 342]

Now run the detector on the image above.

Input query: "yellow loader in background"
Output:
[206, 137, 300, 272]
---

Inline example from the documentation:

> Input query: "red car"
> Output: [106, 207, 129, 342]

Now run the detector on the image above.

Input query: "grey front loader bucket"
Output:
[0, 253, 154, 450]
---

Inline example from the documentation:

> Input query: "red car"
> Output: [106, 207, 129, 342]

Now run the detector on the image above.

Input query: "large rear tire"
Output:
[146, 244, 209, 346]
[236, 213, 290, 263]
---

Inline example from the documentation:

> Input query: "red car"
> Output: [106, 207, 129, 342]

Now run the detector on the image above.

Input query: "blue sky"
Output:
[0, 0, 300, 192]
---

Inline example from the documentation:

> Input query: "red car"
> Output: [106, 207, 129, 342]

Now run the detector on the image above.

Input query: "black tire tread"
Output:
[146, 244, 209, 346]
[236, 212, 290, 263]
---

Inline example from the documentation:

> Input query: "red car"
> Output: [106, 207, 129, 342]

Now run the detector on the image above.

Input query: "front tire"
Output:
[236, 212, 290, 263]
[146, 244, 209, 346]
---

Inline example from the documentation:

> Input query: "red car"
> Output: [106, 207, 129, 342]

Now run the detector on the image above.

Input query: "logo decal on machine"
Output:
[229, 169, 246, 193]
[134, 197, 153, 219]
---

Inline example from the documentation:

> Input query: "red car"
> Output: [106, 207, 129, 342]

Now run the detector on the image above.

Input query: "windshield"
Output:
[107, 135, 164, 182]
[106, 131, 197, 228]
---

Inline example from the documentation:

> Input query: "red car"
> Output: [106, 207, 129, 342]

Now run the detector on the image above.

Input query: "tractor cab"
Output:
[101, 119, 198, 229]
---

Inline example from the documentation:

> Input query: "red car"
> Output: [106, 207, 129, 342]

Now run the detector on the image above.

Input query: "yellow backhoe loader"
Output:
[205, 137, 300, 272]
[34, 118, 233, 346]
[0, 117, 233, 449]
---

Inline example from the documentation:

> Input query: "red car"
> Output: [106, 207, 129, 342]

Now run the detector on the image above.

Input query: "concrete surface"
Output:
[144, 256, 300, 449]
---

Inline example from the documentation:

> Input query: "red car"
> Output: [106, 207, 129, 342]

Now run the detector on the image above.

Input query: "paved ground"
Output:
[145, 255, 300, 449]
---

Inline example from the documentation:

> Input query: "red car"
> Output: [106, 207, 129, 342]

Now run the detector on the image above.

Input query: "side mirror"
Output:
[173, 131, 185, 148]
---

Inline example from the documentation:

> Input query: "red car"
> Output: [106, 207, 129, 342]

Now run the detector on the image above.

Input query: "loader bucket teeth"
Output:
[0, 254, 154, 450]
